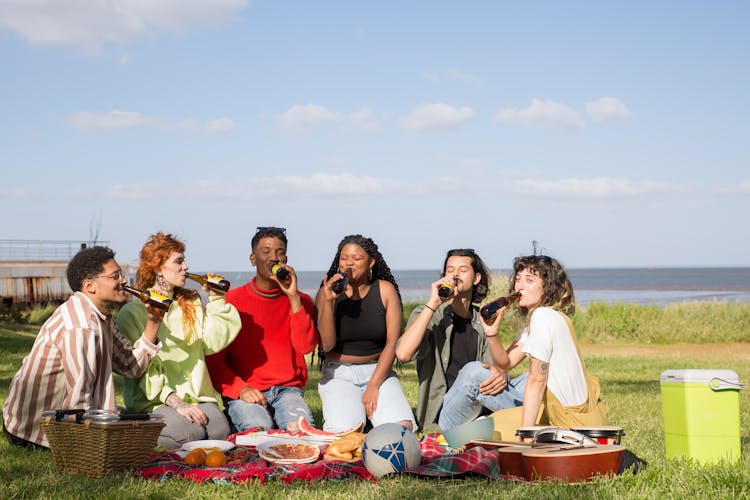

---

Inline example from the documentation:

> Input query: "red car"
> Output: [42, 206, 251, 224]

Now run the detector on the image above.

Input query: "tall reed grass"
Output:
[402, 273, 750, 344]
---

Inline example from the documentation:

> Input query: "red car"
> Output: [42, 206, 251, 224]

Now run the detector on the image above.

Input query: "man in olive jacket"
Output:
[396, 249, 526, 430]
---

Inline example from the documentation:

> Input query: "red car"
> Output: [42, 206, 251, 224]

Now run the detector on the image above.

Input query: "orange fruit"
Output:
[184, 448, 206, 465]
[204, 450, 227, 466]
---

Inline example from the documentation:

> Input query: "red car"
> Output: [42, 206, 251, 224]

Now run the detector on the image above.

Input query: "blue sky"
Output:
[1, 1, 748, 272]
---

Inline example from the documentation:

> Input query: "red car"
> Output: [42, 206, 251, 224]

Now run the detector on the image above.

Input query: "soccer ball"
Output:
[361, 423, 422, 478]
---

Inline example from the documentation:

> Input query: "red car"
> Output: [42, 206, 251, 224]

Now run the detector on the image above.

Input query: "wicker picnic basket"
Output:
[40, 409, 165, 478]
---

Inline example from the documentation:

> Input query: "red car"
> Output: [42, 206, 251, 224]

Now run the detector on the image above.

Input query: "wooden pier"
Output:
[0, 240, 110, 307]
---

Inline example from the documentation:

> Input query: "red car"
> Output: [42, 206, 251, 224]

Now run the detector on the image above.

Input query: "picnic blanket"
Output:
[135, 431, 505, 484]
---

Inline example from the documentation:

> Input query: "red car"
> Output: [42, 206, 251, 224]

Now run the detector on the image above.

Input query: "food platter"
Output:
[257, 440, 320, 464]
[235, 431, 331, 447]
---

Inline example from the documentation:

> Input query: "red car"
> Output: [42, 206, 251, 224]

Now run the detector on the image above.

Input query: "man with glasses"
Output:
[207, 227, 318, 431]
[396, 248, 526, 430]
[3, 246, 163, 448]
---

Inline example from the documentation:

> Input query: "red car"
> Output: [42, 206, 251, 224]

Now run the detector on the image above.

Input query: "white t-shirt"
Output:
[517, 307, 588, 407]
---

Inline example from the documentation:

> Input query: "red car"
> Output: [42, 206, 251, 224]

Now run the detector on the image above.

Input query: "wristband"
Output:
[424, 304, 437, 313]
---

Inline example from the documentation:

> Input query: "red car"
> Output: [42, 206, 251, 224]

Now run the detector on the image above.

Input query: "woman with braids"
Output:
[116, 232, 241, 448]
[316, 234, 416, 432]
[484, 253, 609, 439]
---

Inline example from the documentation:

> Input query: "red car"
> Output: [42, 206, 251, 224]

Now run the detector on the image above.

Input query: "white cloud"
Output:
[205, 117, 235, 134]
[0, 0, 247, 53]
[1, 174, 694, 203]
[70, 110, 145, 129]
[426, 68, 485, 86]
[278, 104, 345, 132]
[509, 177, 688, 199]
[586, 96, 632, 123]
[400, 103, 475, 131]
[740, 181, 750, 194]
[69, 110, 234, 133]
[495, 99, 584, 130]
[350, 107, 383, 131]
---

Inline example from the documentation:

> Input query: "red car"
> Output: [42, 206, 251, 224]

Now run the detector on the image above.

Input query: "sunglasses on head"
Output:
[256, 226, 286, 234]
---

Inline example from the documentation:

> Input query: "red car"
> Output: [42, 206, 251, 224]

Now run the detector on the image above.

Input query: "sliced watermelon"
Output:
[297, 416, 363, 439]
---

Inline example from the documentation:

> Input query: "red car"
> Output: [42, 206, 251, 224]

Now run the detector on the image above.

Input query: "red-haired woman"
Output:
[116, 232, 241, 448]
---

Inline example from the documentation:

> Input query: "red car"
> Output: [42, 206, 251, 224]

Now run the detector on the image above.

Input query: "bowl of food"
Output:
[442, 417, 495, 449]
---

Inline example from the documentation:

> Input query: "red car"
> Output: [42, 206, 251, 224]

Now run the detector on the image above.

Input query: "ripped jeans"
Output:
[225, 385, 314, 432]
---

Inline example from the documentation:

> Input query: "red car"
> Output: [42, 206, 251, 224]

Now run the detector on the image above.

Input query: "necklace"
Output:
[250, 280, 283, 298]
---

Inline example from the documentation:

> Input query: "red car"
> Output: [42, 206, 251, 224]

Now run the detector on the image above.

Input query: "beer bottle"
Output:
[331, 270, 350, 294]
[480, 292, 521, 324]
[272, 264, 292, 285]
[437, 284, 453, 298]
[438, 277, 458, 299]
[122, 285, 173, 312]
[186, 272, 230, 294]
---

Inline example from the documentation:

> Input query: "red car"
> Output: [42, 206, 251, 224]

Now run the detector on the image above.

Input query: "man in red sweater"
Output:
[206, 227, 318, 431]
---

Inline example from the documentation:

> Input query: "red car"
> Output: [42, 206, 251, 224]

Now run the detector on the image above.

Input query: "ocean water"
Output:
[211, 267, 750, 308]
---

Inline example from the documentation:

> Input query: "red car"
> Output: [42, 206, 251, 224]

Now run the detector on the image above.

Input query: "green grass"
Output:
[404, 299, 750, 344]
[2, 312, 750, 498]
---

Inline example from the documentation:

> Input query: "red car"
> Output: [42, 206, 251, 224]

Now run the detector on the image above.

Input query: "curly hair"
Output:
[66, 246, 116, 292]
[509, 254, 575, 317]
[442, 248, 491, 304]
[135, 232, 199, 341]
[323, 234, 402, 304]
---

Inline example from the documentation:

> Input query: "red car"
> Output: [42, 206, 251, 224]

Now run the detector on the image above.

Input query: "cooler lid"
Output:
[660, 369, 742, 389]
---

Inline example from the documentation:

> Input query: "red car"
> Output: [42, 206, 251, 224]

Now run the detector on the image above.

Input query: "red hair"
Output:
[136, 232, 198, 340]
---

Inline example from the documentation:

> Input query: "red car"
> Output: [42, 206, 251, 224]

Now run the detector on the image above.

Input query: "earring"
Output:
[368, 269, 373, 281]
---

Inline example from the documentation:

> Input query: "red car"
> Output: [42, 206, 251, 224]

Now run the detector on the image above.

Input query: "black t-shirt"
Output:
[444, 314, 479, 390]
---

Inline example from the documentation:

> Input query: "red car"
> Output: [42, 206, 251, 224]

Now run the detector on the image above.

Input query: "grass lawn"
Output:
[1, 319, 749, 499]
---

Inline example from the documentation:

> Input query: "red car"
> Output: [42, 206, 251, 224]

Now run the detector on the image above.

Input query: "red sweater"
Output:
[206, 278, 317, 398]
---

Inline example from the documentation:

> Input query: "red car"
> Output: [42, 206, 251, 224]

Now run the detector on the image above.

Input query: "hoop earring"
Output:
[368, 269, 373, 281]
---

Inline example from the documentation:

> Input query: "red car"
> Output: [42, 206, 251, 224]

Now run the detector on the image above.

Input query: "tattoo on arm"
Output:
[165, 392, 189, 409]
[538, 361, 549, 375]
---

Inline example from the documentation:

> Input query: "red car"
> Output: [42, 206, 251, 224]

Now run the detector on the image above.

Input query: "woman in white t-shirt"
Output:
[483, 254, 607, 434]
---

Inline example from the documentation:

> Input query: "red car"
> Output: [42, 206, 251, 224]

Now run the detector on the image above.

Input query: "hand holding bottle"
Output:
[479, 292, 521, 324]
[331, 268, 351, 294]
[271, 263, 298, 295]
[436, 276, 459, 300]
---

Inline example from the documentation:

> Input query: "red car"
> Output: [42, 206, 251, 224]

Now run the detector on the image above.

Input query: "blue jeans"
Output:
[225, 386, 314, 432]
[437, 361, 528, 430]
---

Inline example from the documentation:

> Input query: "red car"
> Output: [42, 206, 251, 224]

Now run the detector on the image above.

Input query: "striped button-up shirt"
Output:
[2, 292, 160, 447]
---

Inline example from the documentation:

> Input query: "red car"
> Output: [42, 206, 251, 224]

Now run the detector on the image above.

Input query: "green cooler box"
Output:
[660, 369, 743, 464]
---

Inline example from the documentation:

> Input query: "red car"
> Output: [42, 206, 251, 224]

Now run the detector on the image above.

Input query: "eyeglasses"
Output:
[256, 226, 286, 234]
[92, 270, 124, 281]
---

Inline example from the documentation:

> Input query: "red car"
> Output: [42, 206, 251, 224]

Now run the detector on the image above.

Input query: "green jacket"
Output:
[402, 302, 493, 428]
[116, 294, 240, 412]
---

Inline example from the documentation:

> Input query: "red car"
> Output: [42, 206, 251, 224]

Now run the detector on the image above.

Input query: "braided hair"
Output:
[323, 234, 402, 304]
[315, 235, 402, 371]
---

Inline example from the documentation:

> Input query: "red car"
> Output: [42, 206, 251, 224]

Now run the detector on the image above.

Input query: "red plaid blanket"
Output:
[135, 431, 506, 484]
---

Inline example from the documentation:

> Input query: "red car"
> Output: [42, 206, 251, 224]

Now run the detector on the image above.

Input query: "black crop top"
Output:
[332, 280, 387, 356]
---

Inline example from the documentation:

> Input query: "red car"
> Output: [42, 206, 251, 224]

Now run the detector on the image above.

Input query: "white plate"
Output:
[236, 432, 331, 447]
[256, 439, 320, 464]
[182, 439, 235, 452]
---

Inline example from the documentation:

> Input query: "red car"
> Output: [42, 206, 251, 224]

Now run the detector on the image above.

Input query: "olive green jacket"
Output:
[401, 302, 493, 428]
